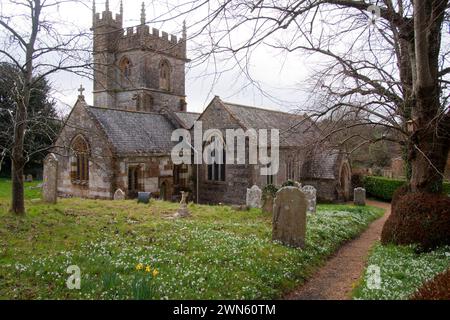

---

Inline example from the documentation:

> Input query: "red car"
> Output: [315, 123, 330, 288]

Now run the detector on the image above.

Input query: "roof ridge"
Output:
[223, 101, 304, 117]
[175, 111, 201, 115]
[88, 106, 165, 116]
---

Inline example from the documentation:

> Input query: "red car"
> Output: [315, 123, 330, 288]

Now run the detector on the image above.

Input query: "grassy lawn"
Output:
[0, 179, 383, 299]
[353, 242, 450, 300]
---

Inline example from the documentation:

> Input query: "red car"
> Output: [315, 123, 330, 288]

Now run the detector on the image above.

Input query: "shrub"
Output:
[281, 180, 296, 187]
[381, 192, 450, 251]
[262, 184, 278, 201]
[363, 176, 450, 201]
[363, 176, 405, 201]
[411, 269, 450, 300]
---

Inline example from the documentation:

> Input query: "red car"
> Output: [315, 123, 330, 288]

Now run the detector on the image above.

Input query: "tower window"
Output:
[119, 56, 132, 82]
[159, 59, 171, 91]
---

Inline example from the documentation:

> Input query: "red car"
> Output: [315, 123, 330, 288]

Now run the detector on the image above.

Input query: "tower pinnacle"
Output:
[140, 2, 146, 25]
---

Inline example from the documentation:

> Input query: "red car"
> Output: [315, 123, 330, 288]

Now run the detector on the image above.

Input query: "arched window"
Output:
[71, 135, 89, 185]
[205, 135, 226, 182]
[159, 59, 171, 91]
[119, 56, 132, 84]
[286, 159, 295, 181]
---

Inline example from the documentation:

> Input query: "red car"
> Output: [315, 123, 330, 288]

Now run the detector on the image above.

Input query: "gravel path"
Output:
[285, 200, 391, 300]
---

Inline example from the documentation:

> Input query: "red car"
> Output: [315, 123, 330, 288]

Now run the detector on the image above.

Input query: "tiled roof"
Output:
[222, 102, 322, 147]
[87, 107, 177, 155]
[174, 111, 200, 129]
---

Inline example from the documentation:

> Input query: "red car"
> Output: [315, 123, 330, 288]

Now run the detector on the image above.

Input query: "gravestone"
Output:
[174, 191, 190, 218]
[272, 186, 307, 248]
[25, 174, 33, 182]
[113, 189, 125, 200]
[246, 185, 262, 208]
[262, 194, 274, 214]
[301, 185, 317, 214]
[137, 192, 151, 204]
[354, 187, 366, 206]
[42, 153, 58, 204]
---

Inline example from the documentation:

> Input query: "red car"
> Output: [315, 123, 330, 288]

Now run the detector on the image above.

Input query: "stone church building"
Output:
[45, 2, 351, 204]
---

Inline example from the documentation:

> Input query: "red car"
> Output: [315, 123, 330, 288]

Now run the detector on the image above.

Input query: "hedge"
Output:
[363, 176, 450, 201]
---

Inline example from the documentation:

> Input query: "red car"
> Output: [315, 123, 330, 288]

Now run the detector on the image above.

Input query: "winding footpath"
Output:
[285, 200, 391, 300]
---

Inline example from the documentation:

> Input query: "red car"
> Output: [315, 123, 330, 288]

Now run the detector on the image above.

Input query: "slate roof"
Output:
[221, 101, 322, 148]
[174, 111, 200, 129]
[87, 107, 177, 155]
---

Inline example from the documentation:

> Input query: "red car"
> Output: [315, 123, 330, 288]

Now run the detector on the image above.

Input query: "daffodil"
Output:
[145, 265, 151, 273]
[135, 263, 143, 271]
[152, 269, 159, 277]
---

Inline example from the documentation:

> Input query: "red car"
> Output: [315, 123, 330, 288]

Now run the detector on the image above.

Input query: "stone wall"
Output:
[51, 99, 115, 199]
[92, 9, 187, 114]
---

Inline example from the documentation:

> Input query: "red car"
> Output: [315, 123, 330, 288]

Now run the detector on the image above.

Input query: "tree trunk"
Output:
[10, 101, 27, 215]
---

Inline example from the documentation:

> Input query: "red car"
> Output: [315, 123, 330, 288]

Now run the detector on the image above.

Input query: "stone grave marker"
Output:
[42, 154, 58, 204]
[301, 185, 317, 214]
[246, 185, 262, 208]
[272, 186, 307, 248]
[354, 187, 366, 206]
[113, 189, 125, 200]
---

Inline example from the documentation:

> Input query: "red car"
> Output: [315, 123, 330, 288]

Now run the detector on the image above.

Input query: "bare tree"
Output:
[0, 0, 91, 214]
[167, 0, 449, 193]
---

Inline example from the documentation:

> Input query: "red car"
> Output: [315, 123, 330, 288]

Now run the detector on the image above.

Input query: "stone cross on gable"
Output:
[78, 85, 85, 99]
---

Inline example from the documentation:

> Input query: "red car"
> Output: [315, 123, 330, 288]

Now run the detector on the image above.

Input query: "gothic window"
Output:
[119, 56, 132, 84]
[206, 136, 226, 182]
[143, 93, 153, 111]
[71, 135, 89, 185]
[266, 173, 274, 185]
[159, 59, 171, 91]
[128, 165, 143, 197]
[286, 159, 295, 181]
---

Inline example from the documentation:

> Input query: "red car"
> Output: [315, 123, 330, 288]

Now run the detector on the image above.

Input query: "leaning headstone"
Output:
[246, 185, 262, 208]
[26, 174, 33, 182]
[354, 187, 366, 206]
[301, 185, 317, 214]
[42, 153, 58, 204]
[272, 186, 307, 248]
[137, 192, 151, 204]
[113, 189, 125, 200]
[174, 191, 190, 218]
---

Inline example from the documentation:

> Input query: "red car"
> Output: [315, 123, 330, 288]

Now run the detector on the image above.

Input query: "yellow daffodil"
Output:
[135, 263, 143, 271]
[145, 265, 151, 273]
[152, 269, 159, 277]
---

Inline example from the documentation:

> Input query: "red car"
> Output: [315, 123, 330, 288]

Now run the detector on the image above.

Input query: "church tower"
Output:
[92, 1, 188, 112]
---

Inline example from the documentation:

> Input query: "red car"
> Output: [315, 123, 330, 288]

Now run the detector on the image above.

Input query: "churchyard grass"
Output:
[353, 242, 450, 300]
[0, 179, 383, 299]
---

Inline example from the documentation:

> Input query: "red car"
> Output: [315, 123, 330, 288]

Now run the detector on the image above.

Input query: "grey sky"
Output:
[34, 0, 313, 115]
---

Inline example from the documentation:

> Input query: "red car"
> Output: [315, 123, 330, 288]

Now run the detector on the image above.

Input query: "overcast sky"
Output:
[15, 0, 315, 115]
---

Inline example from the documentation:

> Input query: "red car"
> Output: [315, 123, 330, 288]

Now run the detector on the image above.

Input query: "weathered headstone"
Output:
[137, 192, 151, 204]
[354, 187, 366, 206]
[301, 185, 317, 214]
[113, 188, 125, 200]
[42, 153, 58, 203]
[25, 174, 33, 182]
[272, 186, 307, 248]
[246, 185, 262, 208]
[174, 191, 190, 218]
[262, 194, 274, 214]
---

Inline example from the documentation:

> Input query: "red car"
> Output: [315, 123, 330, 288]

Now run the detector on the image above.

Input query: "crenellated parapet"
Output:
[93, 11, 123, 29]
[118, 26, 187, 60]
